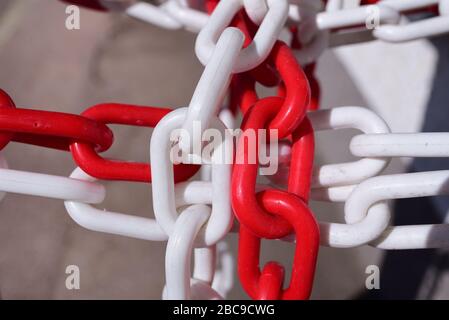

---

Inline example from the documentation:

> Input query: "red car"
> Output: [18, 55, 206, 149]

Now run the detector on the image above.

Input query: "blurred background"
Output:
[0, 0, 445, 299]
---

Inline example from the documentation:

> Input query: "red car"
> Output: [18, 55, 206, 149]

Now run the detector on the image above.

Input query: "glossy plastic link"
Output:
[232, 96, 314, 239]
[0, 90, 113, 152]
[71, 103, 199, 182]
[59, 0, 107, 11]
[238, 190, 319, 300]
[230, 42, 311, 139]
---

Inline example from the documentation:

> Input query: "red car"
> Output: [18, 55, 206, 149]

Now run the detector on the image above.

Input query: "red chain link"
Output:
[239, 189, 319, 300]
[290, 26, 320, 111]
[71, 103, 199, 182]
[234, 100, 319, 299]
[206, 0, 320, 300]
[0, 90, 199, 183]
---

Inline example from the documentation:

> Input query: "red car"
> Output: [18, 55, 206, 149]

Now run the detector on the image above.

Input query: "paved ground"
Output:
[0, 0, 387, 299]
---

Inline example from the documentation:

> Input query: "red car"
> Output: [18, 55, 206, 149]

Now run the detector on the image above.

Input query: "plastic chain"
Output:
[234, 97, 319, 299]
[0, 89, 16, 149]
[71, 103, 199, 182]
[231, 41, 311, 139]
[0, 90, 198, 184]
[59, 0, 185, 29]
[150, 107, 233, 247]
[0, 153, 105, 204]
[59, 0, 107, 11]
[196, 0, 289, 73]
[232, 98, 312, 238]
[239, 189, 319, 300]
[0, 89, 112, 152]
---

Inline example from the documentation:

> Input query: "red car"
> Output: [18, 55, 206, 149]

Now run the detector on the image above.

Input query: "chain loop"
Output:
[232, 97, 314, 239]
[126, 1, 184, 29]
[59, 0, 107, 10]
[71, 103, 199, 182]
[231, 42, 311, 139]
[374, 0, 449, 42]
[151, 108, 233, 247]
[344, 171, 449, 249]
[239, 190, 319, 300]
[308, 106, 390, 188]
[10, 0, 449, 302]
[61, 0, 449, 44]
[179, 28, 244, 153]
[196, 0, 288, 73]
[164, 204, 221, 300]
[64, 168, 169, 241]
[0, 161, 104, 204]
[316, 2, 401, 30]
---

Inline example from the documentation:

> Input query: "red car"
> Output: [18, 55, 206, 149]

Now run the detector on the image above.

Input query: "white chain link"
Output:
[163, 204, 219, 300]
[268, 106, 391, 190]
[316, 0, 449, 43]
[351, 132, 449, 157]
[5, 0, 449, 300]
[150, 104, 233, 299]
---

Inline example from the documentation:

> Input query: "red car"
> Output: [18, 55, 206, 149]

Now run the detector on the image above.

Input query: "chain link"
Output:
[4, 0, 449, 301]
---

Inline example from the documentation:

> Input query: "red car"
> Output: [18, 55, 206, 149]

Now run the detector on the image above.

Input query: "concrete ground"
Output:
[0, 0, 388, 299]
